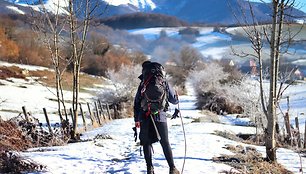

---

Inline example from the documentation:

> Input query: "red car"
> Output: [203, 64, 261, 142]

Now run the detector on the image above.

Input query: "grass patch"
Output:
[213, 144, 293, 174]
[192, 110, 220, 123]
[28, 70, 105, 91]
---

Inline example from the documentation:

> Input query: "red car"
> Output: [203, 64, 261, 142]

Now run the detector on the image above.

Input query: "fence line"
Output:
[21, 100, 119, 136]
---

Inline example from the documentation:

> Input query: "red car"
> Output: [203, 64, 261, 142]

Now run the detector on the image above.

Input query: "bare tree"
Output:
[230, 0, 304, 161]
[31, 0, 104, 138]
[167, 46, 203, 92]
[31, 0, 70, 122]
[66, 0, 101, 138]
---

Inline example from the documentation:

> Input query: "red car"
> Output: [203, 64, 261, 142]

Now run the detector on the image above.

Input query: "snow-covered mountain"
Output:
[4, 0, 156, 11]
[103, 0, 156, 10]
[2, 0, 306, 25]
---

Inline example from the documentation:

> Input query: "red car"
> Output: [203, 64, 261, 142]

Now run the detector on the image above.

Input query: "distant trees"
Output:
[99, 12, 187, 29]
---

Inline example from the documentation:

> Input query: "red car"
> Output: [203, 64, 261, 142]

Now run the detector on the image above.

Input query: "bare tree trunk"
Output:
[68, 0, 93, 138]
[266, 0, 279, 162]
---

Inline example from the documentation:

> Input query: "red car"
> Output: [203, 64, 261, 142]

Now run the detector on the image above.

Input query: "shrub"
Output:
[98, 64, 142, 117]
[178, 27, 200, 36]
[188, 62, 244, 114]
[0, 27, 19, 61]
[15, 30, 51, 67]
[89, 32, 110, 56]
[82, 46, 132, 76]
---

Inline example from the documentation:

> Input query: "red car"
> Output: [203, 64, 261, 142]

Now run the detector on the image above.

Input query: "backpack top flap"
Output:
[142, 62, 165, 81]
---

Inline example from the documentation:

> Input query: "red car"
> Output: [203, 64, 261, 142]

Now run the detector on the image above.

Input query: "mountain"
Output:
[2, 0, 306, 26]
[0, 0, 32, 15]
[152, 0, 306, 25]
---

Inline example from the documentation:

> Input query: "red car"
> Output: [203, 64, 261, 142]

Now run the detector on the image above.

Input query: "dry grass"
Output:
[0, 119, 33, 151]
[28, 70, 105, 91]
[213, 144, 293, 174]
[0, 66, 26, 80]
[0, 151, 45, 173]
[0, 64, 105, 91]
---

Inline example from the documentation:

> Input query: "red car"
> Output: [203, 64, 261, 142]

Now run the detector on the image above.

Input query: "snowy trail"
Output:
[22, 94, 306, 173]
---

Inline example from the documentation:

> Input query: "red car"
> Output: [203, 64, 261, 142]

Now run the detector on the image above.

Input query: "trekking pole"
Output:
[176, 91, 187, 174]
[150, 114, 161, 141]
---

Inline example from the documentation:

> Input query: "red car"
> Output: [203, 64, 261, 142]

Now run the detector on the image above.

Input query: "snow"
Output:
[0, 61, 49, 71]
[13, 79, 306, 173]
[102, 0, 156, 10]
[200, 46, 229, 60]
[128, 27, 233, 59]
[0, 62, 93, 121]
[128, 27, 183, 40]
[6, 5, 25, 14]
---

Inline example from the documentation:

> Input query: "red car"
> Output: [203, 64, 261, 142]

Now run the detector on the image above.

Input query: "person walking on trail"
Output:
[134, 61, 180, 174]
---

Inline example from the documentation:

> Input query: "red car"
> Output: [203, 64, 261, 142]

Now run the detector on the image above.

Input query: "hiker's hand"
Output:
[135, 122, 140, 128]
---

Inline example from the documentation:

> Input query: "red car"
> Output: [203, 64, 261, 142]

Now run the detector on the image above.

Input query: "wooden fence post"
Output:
[98, 100, 106, 120]
[22, 106, 29, 122]
[284, 112, 292, 145]
[43, 108, 53, 135]
[94, 102, 101, 125]
[106, 104, 111, 120]
[79, 103, 87, 131]
[64, 110, 68, 121]
[58, 110, 64, 123]
[87, 103, 95, 125]
[295, 116, 302, 148]
[304, 118, 306, 148]
[113, 104, 119, 119]
[69, 108, 75, 125]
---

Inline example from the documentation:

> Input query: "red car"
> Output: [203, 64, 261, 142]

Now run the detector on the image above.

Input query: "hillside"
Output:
[0, 0, 32, 15]
[99, 12, 188, 29]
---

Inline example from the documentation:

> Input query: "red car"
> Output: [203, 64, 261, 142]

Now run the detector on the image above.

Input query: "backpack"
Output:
[140, 62, 168, 116]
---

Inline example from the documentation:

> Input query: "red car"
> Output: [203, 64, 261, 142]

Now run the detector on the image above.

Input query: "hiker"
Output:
[134, 61, 180, 174]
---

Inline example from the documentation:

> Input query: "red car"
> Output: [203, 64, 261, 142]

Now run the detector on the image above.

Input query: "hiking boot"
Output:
[147, 166, 154, 174]
[169, 167, 180, 174]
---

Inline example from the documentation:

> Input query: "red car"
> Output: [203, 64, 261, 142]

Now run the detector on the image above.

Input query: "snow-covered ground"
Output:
[16, 84, 306, 174]
[0, 61, 94, 122]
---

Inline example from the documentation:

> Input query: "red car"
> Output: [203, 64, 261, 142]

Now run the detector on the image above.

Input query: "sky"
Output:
[250, 0, 306, 13]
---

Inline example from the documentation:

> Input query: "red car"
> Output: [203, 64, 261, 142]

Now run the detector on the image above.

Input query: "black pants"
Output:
[141, 119, 175, 168]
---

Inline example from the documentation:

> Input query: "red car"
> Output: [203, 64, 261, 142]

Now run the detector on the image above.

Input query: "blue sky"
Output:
[249, 0, 306, 13]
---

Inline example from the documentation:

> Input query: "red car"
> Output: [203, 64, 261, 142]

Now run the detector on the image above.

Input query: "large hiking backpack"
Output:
[140, 62, 168, 116]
